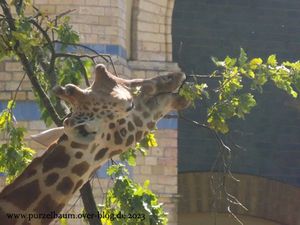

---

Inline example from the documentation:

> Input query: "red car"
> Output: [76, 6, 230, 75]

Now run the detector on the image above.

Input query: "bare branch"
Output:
[76, 57, 90, 87]
[186, 74, 222, 79]
[228, 206, 244, 225]
[52, 8, 77, 23]
[11, 73, 26, 105]
[53, 40, 109, 62]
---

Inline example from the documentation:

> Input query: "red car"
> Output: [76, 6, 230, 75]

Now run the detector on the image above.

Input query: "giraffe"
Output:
[0, 64, 190, 225]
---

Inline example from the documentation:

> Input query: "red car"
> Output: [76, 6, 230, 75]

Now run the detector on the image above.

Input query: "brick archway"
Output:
[130, 0, 174, 62]
[178, 172, 300, 225]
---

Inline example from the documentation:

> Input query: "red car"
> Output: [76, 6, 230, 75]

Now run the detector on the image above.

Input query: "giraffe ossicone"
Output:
[0, 64, 190, 225]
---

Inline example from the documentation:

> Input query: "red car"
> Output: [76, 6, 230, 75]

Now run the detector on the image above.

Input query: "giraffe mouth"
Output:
[175, 73, 187, 93]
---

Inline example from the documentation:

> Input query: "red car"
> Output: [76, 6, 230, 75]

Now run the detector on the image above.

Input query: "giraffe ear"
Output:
[92, 64, 117, 91]
[31, 127, 64, 147]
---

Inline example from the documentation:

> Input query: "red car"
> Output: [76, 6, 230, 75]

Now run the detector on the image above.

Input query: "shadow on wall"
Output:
[178, 172, 300, 225]
[179, 212, 281, 225]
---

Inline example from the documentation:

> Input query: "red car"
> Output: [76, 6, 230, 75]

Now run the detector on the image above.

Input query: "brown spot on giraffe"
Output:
[109, 149, 123, 158]
[126, 135, 134, 147]
[43, 144, 70, 173]
[133, 114, 143, 127]
[118, 118, 126, 125]
[0, 207, 17, 225]
[109, 123, 115, 129]
[94, 148, 109, 161]
[92, 107, 99, 112]
[73, 180, 84, 194]
[71, 162, 90, 176]
[34, 194, 65, 223]
[135, 131, 143, 141]
[57, 134, 68, 143]
[120, 128, 127, 137]
[75, 151, 83, 159]
[2, 180, 41, 210]
[128, 121, 134, 131]
[45, 173, 59, 186]
[147, 121, 156, 130]
[106, 133, 111, 141]
[56, 177, 74, 195]
[114, 131, 123, 145]
[70, 142, 89, 149]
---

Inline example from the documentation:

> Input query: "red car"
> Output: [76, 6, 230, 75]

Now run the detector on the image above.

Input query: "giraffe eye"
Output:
[65, 85, 75, 95]
[162, 75, 172, 82]
[126, 101, 135, 112]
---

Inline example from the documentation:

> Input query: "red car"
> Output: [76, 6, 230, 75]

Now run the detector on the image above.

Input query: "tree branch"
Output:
[53, 41, 119, 76]
[0, 1, 63, 126]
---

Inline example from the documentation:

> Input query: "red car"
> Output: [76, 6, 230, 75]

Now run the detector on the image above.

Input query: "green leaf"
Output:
[211, 57, 225, 67]
[146, 133, 158, 147]
[248, 69, 255, 78]
[238, 48, 248, 66]
[267, 54, 277, 67]
[225, 56, 237, 67]
[179, 82, 208, 107]
[59, 218, 69, 225]
[144, 180, 150, 188]
[250, 58, 263, 70]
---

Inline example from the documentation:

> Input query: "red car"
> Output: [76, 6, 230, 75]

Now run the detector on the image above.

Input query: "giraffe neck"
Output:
[0, 134, 97, 225]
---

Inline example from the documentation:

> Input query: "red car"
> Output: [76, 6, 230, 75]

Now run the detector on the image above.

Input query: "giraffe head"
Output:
[52, 64, 134, 144]
[34, 63, 189, 149]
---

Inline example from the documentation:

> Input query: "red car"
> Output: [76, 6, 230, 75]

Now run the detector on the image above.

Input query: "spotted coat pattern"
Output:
[0, 64, 189, 225]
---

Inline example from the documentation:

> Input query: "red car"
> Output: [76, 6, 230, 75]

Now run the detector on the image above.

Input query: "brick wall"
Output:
[131, 0, 174, 61]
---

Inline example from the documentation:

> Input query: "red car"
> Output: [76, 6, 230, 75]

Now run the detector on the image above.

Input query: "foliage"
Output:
[120, 133, 157, 166]
[180, 49, 300, 133]
[102, 164, 168, 225]
[179, 82, 208, 107]
[0, 101, 35, 183]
